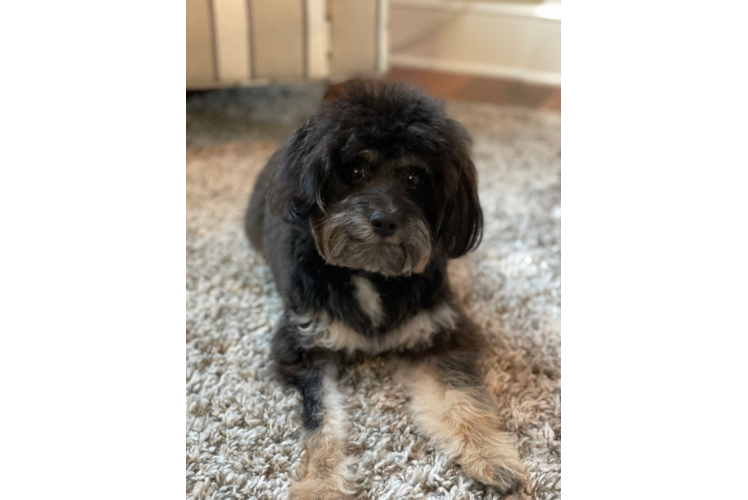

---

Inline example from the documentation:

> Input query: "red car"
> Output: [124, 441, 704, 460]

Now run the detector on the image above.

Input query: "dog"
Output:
[245, 82, 526, 498]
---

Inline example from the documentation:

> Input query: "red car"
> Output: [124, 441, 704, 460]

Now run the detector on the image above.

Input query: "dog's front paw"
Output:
[288, 476, 352, 500]
[460, 447, 526, 496]
[290, 424, 356, 500]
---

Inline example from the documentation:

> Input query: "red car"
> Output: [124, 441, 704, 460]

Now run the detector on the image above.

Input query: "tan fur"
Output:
[289, 375, 355, 500]
[399, 362, 526, 494]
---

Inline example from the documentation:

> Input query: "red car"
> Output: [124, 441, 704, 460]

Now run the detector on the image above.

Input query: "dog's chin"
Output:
[312, 217, 433, 278]
[322, 241, 429, 277]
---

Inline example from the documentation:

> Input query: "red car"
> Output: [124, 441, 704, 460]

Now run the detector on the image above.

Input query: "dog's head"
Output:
[267, 82, 483, 277]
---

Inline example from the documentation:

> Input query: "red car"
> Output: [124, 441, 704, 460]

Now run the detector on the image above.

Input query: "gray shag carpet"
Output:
[186, 84, 561, 500]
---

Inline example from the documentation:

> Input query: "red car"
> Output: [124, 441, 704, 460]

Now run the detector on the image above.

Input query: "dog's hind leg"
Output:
[397, 322, 527, 497]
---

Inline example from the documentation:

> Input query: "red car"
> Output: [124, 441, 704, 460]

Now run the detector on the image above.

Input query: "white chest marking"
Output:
[351, 276, 384, 326]
[293, 302, 459, 355]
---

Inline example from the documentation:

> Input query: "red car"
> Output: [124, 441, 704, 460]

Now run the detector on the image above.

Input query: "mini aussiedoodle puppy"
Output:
[245, 82, 526, 498]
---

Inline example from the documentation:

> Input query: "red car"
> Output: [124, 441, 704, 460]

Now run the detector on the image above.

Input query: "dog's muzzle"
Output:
[312, 204, 432, 277]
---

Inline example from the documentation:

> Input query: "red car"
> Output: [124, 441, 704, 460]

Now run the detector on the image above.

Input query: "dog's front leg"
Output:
[398, 327, 526, 496]
[272, 320, 356, 499]
[287, 365, 355, 500]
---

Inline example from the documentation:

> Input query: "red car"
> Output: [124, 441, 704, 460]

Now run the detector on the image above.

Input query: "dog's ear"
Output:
[267, 118, 331, 226]
[437, 123, 484, 258]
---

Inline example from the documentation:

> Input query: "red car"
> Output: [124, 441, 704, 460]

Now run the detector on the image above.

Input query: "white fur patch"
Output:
[321, 372, 349, 441]
[293, 302, 459, 355]
[351, 276, 384, 326]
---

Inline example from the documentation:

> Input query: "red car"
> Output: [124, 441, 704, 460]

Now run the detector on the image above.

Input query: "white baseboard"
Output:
[390, 54, 561, 86]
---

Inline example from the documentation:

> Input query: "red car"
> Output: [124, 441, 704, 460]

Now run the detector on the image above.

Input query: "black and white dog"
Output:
[245, 82, 525, 499]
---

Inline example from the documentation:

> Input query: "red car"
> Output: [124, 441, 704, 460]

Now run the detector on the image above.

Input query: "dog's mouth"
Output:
[311, 212, 432, 277]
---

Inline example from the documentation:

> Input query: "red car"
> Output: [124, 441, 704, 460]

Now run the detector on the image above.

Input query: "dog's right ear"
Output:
[267, 118, 331, 226]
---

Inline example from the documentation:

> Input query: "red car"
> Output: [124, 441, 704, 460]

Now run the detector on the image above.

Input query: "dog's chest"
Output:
[351, 275, 385, 327]
[294, 274, 458, 355]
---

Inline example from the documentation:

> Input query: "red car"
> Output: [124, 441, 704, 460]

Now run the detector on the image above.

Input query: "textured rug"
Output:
[186, 84, 561, 500]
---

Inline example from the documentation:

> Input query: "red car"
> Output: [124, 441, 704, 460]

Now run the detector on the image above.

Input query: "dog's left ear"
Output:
[267, 117, 331, 226]
[437, 122, 484, 258]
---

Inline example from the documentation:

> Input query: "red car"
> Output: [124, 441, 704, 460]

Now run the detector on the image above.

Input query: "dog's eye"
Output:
[350, 166, 365, 182]
[406, 170, 423, 188]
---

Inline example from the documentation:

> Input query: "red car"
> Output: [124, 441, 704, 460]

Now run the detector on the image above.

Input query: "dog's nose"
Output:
[370, 211, 399, 238]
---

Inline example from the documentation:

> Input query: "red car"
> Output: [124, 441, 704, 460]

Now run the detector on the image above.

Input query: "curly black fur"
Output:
[245, 80, 485, 420]
[243, 82, 524, 496]
[262, 81, 482, 258]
